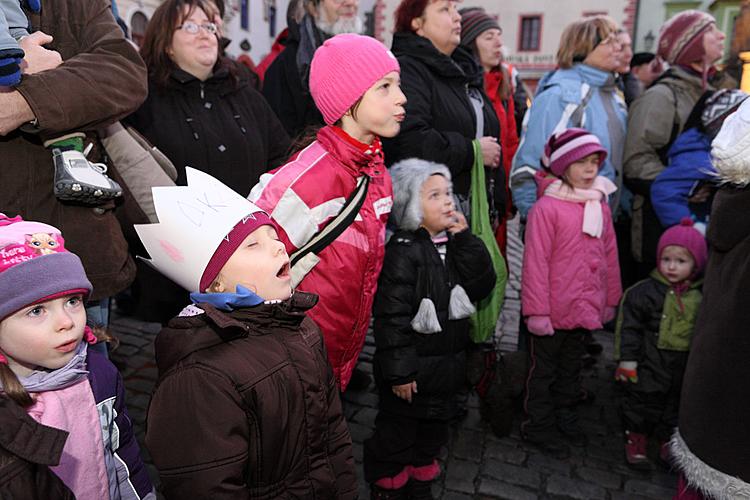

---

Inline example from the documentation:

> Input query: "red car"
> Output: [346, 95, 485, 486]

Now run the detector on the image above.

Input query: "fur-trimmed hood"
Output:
[712, 97, 750, 186]
[389, 158, 452, 232]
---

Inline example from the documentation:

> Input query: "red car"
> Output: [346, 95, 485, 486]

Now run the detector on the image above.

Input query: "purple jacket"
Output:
[86, 350, 155, 500]
[522, 176, 622, 330]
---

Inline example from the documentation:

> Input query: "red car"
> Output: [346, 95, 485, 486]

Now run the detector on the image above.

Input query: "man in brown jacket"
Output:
[0, 0, 147, 322]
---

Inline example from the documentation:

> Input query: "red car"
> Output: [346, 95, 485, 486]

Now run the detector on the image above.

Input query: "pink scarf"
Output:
[544, 176, 617, 238]
[27, 379, 111, 500]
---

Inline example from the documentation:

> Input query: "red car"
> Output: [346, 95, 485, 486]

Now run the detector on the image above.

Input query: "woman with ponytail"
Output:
[0, 213, 154, 500]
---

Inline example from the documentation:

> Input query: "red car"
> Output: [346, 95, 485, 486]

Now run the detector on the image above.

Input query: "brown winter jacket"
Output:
[146, 292, 358, 500]
[0, 0, 147, 300]
[0, 396, 75, 500]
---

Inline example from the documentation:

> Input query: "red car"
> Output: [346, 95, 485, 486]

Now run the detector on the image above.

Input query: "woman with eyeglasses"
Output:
[510, 16, 628, 221]
[123, 0, 291, 324]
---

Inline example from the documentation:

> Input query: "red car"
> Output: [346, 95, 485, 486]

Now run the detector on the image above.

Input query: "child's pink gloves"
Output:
[603, 306, 617, 324]
[615, 361, 638, 383]
[526, 315, 554, 336]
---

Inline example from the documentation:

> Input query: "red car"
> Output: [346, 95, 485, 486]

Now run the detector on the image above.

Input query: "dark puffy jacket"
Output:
[614, 272, 701, 393]
[382, 32, 505, 220]
[126, 66, 290, 196]
[373, 228, 496, 419]
[262, 19, 325, 138]
[0, 396, 75, 500]
[146, 292, 357, 499]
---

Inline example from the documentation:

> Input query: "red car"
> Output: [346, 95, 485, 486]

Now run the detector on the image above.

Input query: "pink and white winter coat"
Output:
[522, 173, 622, 331]
[250, 126, 393, 389]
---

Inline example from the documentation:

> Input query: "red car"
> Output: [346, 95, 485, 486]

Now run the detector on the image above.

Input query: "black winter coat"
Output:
[382, 32, 505, 220]
[615, 274, 697, 393]
[126, 66, 290, 196]
[373, 228, 496, 419]
[678, 184, 750, 487]
[262, 21, 325, 139]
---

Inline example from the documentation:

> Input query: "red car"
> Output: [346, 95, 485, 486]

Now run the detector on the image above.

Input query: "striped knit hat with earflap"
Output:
[542, 128, 608, 177]
[657, 10, 715, 67]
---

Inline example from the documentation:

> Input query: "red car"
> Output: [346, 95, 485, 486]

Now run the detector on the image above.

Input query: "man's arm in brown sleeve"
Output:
[15, 0, 147, 135]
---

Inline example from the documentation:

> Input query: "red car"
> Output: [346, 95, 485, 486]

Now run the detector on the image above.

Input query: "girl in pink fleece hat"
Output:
[520, 129, 622, 458]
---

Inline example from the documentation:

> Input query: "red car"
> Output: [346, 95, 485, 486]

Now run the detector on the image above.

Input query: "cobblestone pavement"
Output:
[111, 307, 677, 500]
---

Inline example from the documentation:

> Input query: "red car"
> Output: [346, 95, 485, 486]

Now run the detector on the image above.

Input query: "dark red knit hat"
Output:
[199, 212, 277, 292]
[657, 218, 708, 276]
[657, 10, 715, 66]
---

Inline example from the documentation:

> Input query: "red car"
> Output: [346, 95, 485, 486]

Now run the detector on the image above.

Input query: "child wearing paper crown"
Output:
[136, 168, 357, 499]
[249, 33, 403, 390]
[521, 128, 622, 457]
[614, 218, 706, 470]
[363, 159, 496, 499]
[0, 213, 155, 500]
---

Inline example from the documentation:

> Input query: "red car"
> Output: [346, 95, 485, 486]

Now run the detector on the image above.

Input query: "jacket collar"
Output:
[0, 396, 68, 466]
[649, 269, 703, 289]
[391, 32, 483, 85]
[316, 126, 385, 176]
[571, 63, 616, 87]
[157, 292, 319, 372]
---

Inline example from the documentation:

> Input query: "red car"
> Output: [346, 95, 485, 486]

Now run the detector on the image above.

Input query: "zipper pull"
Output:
[200, 84, 205, 100]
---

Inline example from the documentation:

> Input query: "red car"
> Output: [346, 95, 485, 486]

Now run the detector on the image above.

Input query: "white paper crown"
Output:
[134, 167, 267, 292]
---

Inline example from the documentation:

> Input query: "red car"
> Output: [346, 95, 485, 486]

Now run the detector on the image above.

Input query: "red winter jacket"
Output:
[250, 126, 393, 389]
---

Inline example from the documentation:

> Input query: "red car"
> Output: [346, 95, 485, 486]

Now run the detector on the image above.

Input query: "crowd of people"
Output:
[1, 0, 750, 499]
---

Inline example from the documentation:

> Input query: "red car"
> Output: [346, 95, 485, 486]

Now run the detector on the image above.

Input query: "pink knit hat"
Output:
[657, 218, 708, 276]
[657, 10, 715, 66]
[199, 212, 278, 292]
[309, 33, 400, 125]
[0, 213, 92, 320]
[542, 128, 607, 177]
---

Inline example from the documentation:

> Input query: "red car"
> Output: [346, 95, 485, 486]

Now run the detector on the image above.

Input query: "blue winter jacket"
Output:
[650, 127, 715, 228]
[510, 64, 627, 217]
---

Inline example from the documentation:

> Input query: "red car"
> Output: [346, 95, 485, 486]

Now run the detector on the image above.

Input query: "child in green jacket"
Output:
[614, 218, 707, 470]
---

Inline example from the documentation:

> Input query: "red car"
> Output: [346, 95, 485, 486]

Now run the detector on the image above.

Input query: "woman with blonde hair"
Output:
[510, 15, 628, 219]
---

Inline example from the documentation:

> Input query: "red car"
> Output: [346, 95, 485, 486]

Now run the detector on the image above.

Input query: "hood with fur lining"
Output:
[389, 158, 452, 232]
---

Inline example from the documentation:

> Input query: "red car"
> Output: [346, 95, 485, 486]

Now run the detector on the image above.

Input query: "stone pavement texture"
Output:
[111, 307, 677, 500]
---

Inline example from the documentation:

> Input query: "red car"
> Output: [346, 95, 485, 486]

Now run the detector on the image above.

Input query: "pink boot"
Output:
[371, 467, 409, 499]
[407, 460, 441, 482]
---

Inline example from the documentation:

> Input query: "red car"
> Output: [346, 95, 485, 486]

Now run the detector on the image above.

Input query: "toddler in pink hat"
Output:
[615, 218, 706, 470]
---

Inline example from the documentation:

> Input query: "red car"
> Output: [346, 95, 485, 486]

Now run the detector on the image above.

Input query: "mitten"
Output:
[614, 361, 638, 383]
[526, 315, 554, 336]
[603, 306, 617, 324]
[25, 0, 41, 13]
[0, 49, 24, 87]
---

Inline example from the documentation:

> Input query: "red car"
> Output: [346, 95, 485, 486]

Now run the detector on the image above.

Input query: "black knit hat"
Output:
[460, 7, 501, 48]
[630, 52, 655, 68]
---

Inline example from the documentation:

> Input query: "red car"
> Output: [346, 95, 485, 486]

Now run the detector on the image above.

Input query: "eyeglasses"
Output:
[176, 21, 218, 35]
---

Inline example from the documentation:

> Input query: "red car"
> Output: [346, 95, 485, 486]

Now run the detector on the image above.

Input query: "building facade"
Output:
[373, 0, 634, 85]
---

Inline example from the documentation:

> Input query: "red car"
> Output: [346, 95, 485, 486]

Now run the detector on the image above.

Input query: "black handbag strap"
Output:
[290, 175, 370, 267]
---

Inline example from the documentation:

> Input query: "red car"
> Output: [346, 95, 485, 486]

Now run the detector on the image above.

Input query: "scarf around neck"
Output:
[544, 176, 617, 238]
[4, 342, 89, 393]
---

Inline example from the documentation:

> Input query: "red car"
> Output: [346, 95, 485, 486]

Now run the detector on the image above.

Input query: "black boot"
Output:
[371, 484, 409, 500]
[408, 480, 434, 500]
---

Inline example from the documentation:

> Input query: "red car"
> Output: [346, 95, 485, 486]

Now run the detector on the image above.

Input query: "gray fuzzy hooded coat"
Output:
[372, 159, 496, 419]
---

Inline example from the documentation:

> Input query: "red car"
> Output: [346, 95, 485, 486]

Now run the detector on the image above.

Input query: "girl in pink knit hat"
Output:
[521, 128, 622, 458]
[250, 33, 405, 391]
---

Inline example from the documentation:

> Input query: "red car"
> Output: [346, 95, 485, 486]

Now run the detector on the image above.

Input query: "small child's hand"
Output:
[392, 381, 418, 403]
[615, 361, 638, 383]
[447, 211, 468, 234]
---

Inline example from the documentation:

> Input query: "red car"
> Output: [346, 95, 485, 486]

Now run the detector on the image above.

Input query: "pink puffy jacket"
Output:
[250, 126, 393, 389]
[521, 177, 622, 331]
